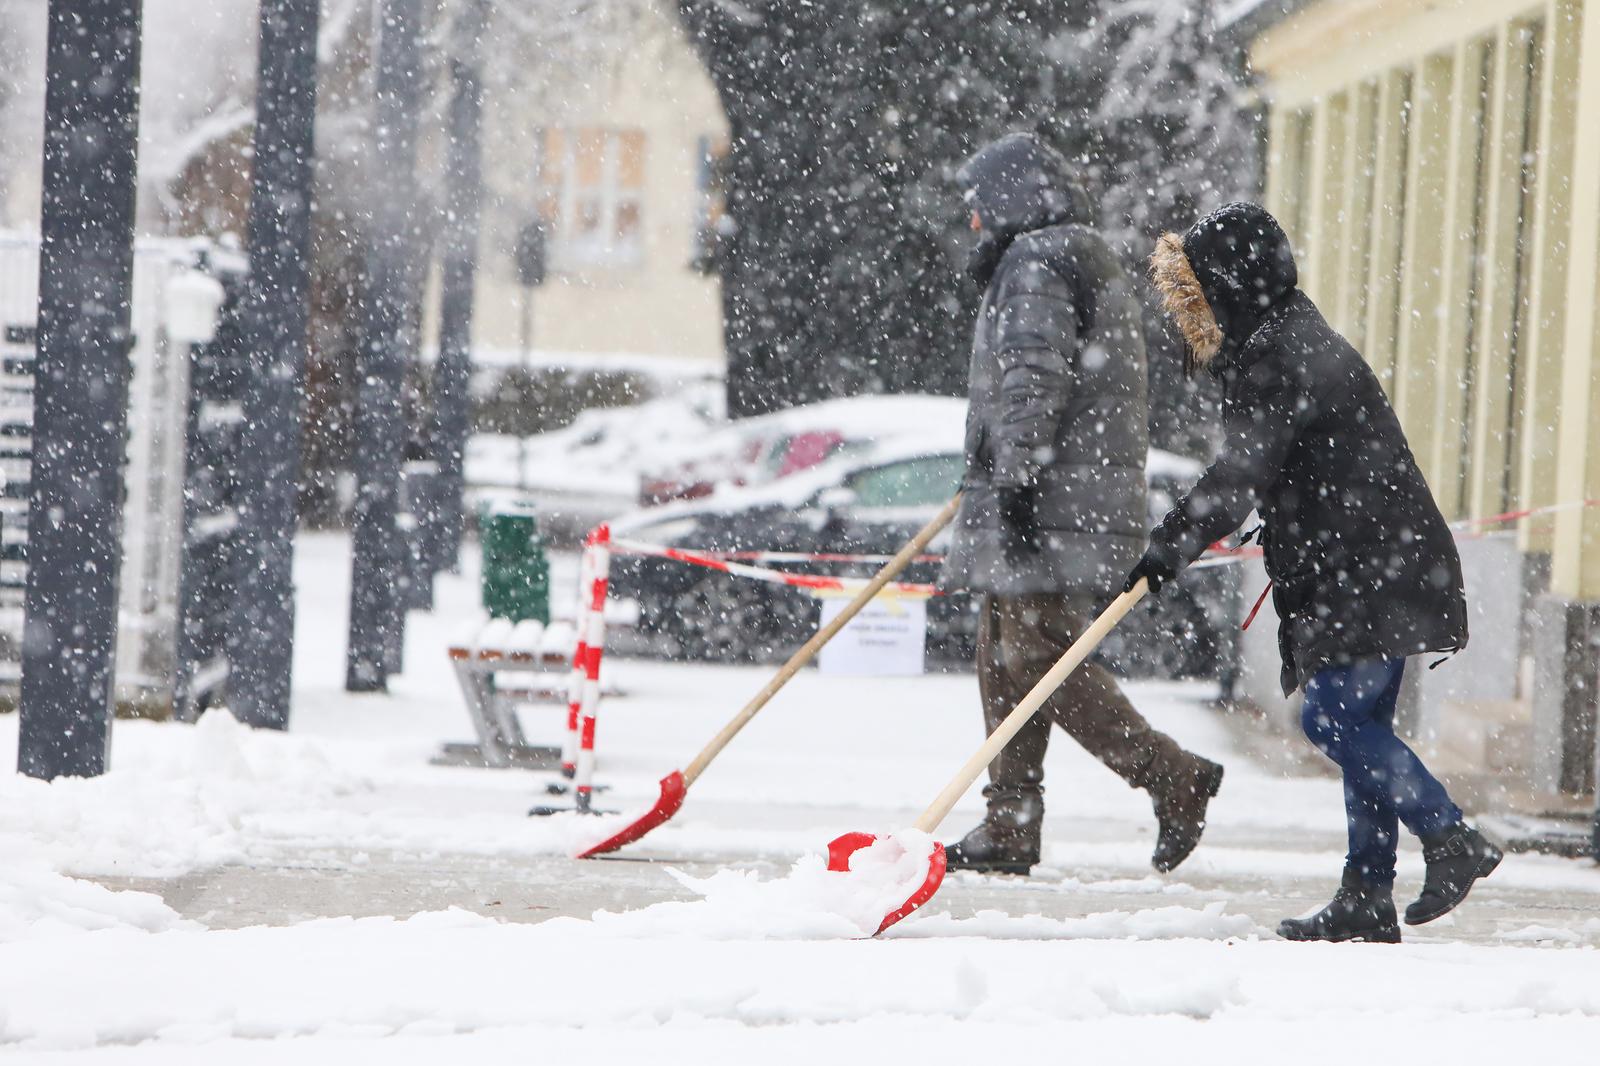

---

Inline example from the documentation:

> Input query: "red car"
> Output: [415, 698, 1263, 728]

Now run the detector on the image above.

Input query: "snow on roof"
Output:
[734, 394, 968, 440]
[1214, 0, 1271, 27]
[452, 346, 724, 383]
[1214, 0, 1317, 36]
[616, 441, 1208, 536]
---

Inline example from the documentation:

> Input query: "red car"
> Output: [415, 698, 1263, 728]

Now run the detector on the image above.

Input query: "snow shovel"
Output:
[576, 492, 964, 859]
[826, 577, 1150, 935]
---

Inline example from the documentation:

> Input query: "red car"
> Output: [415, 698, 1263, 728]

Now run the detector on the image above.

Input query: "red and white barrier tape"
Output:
[1188, 497, 1600, 573]
[610, 497, 1600, 608]
[610, 537, 940, 599]
[574, 524, 611, 812]
[1221, 497, 1600, 629]
[1451, 497, 1600, 536]
[714, 549, 945, 566]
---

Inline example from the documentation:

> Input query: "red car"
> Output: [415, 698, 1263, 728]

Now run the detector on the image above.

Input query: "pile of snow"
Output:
[0, 855, 189, 943]
[0, 710, 365, 882]
[0, 710, 371, 943]
[585, 830, 939, 940]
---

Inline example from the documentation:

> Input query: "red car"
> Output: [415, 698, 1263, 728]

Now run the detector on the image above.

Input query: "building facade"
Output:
[1240, 0, 1600, 813]
[465, 1, 729, 366]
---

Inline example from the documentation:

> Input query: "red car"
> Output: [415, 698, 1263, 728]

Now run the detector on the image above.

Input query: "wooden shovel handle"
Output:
[913, 578, 1149, 834]
[682, 492, 964, 787]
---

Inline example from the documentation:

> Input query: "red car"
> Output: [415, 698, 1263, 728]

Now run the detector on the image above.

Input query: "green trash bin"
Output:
[480, 503, 550, 624]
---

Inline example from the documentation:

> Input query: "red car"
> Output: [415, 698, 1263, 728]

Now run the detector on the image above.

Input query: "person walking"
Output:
[939, 132, 1224, 877]
[1130, 200, 1501, 943]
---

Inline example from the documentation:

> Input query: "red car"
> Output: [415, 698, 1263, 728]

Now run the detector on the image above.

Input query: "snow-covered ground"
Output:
[3, 534, 1599, 1062]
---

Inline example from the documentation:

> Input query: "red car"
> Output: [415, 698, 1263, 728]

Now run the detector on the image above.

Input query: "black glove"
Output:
[1124, 547, 1178, 595]
[997, 486, 1041, 567]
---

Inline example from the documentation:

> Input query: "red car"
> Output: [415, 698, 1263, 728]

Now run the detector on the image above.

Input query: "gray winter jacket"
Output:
[941, 135, 1148, 596]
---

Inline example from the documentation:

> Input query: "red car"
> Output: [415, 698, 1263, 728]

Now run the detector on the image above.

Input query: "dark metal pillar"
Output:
[429, 0, 488, 574]
[346, 0, 423, 692]
[228, 0, 321, 729]
[18, 0, 143, 780]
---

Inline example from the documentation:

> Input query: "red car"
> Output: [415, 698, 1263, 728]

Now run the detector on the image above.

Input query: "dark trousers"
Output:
[977, 593, 1187, 796]
[1300, 657, 1463, 885]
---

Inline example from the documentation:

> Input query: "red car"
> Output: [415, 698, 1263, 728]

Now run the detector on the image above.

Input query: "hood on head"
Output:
[959, 133, 1091, 285]
[1150, 201, 1298, 374]
[959, 132, 1091, 237]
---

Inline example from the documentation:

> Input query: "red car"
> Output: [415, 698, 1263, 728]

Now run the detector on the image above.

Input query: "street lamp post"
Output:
[430, 0, 489, 573]
[346, 0, 424, 692]
[228, 0, 321, 730]
[514, 220, 546, 494]
[18, 0, 144, 780]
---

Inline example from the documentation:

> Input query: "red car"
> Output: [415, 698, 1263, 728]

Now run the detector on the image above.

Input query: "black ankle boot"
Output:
[1404, 824, 1503, 926]
[1278, 868, 1401, 944]
[944, 786, 1043, 875]
[1150, 755, 1224, 873]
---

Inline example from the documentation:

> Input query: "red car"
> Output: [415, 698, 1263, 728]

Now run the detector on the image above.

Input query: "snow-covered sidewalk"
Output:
[2, 534, 1599, 1061]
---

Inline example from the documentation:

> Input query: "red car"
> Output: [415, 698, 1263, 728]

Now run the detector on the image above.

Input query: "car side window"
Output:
[761, 435, 793, 477]
[844, 455, 963, 508]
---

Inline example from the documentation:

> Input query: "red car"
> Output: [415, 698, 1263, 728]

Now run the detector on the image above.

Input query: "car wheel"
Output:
[661, 573, 815, 663]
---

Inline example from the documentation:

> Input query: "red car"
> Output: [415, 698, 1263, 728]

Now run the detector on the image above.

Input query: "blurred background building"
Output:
[460, 0, 728, 363]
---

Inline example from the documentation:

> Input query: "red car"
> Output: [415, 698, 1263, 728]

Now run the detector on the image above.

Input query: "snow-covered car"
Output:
[613, 434, 970, 661]
[465, 379, 724, 541]
[609, 439, 1238, 679]
[637, 394, 968, 506]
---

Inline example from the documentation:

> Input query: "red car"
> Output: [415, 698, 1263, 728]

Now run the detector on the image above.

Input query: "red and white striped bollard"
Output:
[560, 539, 596, 779]
[574, 524, 611, 812]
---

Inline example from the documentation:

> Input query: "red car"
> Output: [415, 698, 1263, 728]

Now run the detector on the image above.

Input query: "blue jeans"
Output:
[1300, 658, 1462, 885]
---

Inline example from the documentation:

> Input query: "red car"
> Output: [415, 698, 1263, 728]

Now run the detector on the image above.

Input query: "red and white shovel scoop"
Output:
[574, 768, 689, 858]
[574, 495, 964, 860]
[826, 579, 1150, 935]
[825, 831, 948, 936]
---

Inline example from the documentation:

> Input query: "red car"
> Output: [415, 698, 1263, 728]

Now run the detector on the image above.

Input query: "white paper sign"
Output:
[817, 596, 927, 676]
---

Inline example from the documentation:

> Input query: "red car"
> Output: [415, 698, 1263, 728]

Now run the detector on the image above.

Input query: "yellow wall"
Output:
[1252, 0, 1600, 599]
[463, 1, 728, 365]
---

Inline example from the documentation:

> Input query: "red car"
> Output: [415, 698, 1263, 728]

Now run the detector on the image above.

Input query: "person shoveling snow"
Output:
[938, 133, 1224, 879]
[1129, 200, 1502, 944]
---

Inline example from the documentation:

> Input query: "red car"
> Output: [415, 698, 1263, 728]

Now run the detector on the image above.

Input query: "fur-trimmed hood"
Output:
[1150, 202, 1298, 374]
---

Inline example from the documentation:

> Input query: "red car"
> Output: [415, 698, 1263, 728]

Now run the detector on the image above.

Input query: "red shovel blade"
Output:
[826, 831, 948, 937]
[574, 770, 688, 859]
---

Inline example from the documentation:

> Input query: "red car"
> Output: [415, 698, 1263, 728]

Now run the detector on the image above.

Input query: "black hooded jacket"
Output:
[1147, 202, 1468, 695]
[941, 133, 1149, 596]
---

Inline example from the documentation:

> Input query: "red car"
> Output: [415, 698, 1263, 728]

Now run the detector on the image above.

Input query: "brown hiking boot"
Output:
[1149, 755, 1223, 872]
[943, 786, 1043, 875]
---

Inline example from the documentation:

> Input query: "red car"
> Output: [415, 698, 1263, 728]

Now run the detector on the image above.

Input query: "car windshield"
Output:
[843, 454, 963, 508]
